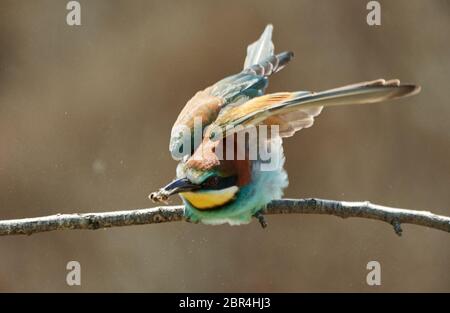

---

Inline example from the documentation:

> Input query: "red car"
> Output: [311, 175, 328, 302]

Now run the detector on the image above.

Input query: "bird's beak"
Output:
[162, 178, 200, 195]
[149, 178, 200, 202]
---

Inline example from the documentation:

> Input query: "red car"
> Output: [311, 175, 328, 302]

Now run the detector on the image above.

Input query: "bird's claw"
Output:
[254, 211, 268, 229]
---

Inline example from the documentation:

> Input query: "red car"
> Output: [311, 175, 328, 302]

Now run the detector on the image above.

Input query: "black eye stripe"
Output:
[201, 175, 237, 190]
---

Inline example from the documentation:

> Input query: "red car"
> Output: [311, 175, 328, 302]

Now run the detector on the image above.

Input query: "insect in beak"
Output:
[149, 178, 200, 203]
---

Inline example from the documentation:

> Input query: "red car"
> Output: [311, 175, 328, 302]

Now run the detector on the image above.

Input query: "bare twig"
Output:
[0, 198, 448, 236]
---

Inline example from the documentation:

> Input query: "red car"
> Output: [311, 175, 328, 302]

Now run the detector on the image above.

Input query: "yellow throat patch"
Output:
[180, 186, 239, 210]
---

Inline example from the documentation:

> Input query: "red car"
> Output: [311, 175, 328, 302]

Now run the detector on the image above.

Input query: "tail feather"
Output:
[244, 24, 274, 69]
[243, 51, 294, 77]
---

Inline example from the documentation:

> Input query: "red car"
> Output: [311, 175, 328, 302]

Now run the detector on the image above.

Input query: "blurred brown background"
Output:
[0, 0, 449, 292]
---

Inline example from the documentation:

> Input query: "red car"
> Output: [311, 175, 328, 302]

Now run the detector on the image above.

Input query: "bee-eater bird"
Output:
[150, 25, 420, 226]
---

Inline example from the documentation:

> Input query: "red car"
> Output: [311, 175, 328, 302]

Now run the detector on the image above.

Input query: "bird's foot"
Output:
[254, 211, 268, 229]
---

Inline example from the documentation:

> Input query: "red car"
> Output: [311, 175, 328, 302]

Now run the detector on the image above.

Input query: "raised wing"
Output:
[206, 79, 421, 139]
[169, 25, 293, 159]
[210, 51, 294, 105]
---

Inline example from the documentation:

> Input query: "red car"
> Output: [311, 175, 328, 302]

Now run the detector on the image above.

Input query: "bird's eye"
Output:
[201, 175, 237, 190]
[202, 176, 220, 188]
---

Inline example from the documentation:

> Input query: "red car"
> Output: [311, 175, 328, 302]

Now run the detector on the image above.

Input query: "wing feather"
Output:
[207, 79, 420, 139]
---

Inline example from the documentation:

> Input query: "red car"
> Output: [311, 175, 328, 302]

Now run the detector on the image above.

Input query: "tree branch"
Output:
[0, 198, 448, 236]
